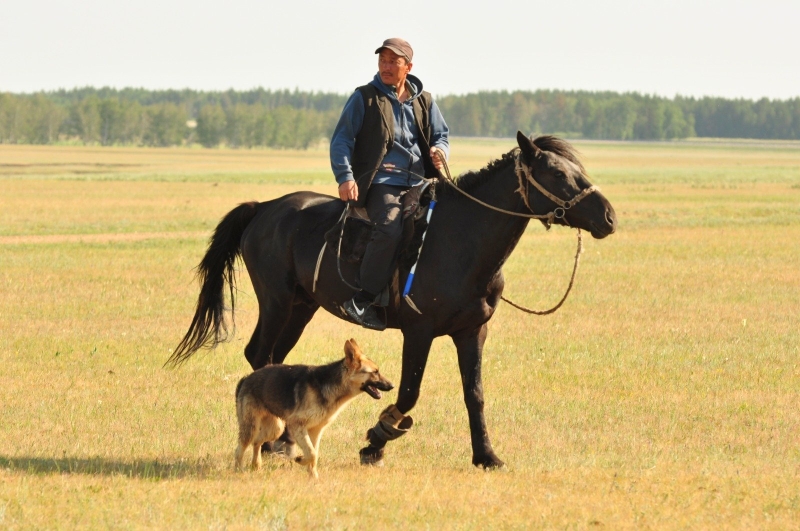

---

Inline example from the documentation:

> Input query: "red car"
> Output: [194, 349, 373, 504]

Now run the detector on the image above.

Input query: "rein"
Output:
[436, 149, 598, 228]
[434, 150, 595, 315]
[324, 150, 598, 316]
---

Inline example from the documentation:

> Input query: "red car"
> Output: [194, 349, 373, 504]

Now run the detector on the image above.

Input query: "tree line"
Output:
[1, 87, 799, 147]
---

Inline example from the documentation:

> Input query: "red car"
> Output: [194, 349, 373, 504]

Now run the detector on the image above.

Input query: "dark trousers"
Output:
[359, 183, 408, 298]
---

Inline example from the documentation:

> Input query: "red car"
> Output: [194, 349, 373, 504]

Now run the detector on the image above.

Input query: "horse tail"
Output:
[166, 201, 259, 367]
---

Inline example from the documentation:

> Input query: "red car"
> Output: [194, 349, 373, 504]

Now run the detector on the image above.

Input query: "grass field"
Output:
[1, 138, 799, 529]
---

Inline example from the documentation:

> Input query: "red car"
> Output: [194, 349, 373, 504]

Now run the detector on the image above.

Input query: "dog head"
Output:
[344, 338, 394, 399]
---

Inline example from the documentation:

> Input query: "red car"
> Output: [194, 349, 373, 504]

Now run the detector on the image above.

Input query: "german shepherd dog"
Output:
[234, 338, 393, 478]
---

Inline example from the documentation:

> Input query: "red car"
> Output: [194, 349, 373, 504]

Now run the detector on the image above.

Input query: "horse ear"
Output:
[516, 131, 541, 158]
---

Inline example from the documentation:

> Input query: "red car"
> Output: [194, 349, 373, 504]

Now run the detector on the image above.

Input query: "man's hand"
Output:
[338, 180, 358, 202]
[430, 147, 445, 172]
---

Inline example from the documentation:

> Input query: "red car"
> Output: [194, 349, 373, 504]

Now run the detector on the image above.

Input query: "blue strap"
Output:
[402, 200, 436, 298]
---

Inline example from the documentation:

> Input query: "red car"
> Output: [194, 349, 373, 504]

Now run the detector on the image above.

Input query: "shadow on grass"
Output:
[0, 455, 226, 479]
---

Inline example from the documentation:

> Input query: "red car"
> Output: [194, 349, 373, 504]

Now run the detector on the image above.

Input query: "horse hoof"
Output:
[359, 446, 385, 467]
[473, 454, 505, 470]
[272, 440, 299, 460]
[260, 442, 276, 454]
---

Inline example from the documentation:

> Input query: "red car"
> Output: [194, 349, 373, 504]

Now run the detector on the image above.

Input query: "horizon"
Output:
[8, 85, 800, 103]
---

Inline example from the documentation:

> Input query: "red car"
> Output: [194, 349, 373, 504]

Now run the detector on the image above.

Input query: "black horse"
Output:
[169, 132, 616, 468]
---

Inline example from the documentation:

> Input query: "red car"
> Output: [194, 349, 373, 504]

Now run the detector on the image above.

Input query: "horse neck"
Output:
[444, 162, 531, 276]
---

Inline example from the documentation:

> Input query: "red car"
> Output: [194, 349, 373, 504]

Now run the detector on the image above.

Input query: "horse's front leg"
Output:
[359, 328, 433, 466]
[451, 323, 504, 469]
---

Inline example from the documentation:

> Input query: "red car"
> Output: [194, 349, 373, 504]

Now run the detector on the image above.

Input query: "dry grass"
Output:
[1, 139, 799, 529]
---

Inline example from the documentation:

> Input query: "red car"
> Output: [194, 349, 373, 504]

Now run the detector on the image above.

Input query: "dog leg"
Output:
[308, 425, 325, 456]
[236, 401, 257, 471]
[252, 413, 285, 470]
[251, 442, 263, 470]
[288, 426, 319, 479]
[234, 444, 245, 471]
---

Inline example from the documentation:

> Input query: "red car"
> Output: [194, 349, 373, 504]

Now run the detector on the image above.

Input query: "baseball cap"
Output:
[375, 38, 413, 62]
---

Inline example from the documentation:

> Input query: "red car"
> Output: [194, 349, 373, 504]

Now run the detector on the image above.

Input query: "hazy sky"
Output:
[2, 0, 798, 100]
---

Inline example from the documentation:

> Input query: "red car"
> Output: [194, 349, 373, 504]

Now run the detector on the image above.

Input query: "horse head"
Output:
[516, 131, 617, 239]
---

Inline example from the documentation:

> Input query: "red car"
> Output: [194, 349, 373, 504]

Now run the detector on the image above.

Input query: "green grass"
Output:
[1, 139, 800, 528]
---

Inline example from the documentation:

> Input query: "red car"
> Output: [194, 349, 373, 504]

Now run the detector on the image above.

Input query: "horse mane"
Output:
[437, 135, 584, 197]
[530, 135, 586, 174]
[437, 149, 517, 197]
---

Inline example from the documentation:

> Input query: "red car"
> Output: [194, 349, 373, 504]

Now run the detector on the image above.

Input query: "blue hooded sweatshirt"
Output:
[330, 73, 449, 188]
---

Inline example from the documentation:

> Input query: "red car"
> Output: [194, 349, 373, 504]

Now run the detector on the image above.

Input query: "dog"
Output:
[234, 338, 393, 478]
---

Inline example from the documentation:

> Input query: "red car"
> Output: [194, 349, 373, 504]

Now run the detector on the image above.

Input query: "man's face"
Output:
[378, 49, 412, 89]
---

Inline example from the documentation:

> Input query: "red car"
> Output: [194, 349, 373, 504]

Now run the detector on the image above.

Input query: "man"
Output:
[331, 37, 449, 331]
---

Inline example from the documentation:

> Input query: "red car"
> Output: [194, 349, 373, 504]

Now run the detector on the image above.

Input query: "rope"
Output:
[432, 150, 588, 316]
[335, 204, 362, 291]
[500, 228, 583, 315]
[328, 150, 594, 316]
[435, 150, 557, 223]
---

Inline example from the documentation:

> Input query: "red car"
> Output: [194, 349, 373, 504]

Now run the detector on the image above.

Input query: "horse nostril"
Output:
[605, 209, 616, 226]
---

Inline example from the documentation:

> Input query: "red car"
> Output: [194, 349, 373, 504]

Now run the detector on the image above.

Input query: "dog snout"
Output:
[376, 376, 394, 391]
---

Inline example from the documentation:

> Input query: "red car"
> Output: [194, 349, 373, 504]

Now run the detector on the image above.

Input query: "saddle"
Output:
[323, 181, 434, 284]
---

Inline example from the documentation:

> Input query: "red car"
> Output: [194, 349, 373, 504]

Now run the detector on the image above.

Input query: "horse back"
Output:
[240, 191, 343, 292]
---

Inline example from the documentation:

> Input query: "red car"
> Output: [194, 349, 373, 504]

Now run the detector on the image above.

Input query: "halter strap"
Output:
[514, 152, 599, 224]
[435, 150, 599, 226]
[434, 149, 594, 316]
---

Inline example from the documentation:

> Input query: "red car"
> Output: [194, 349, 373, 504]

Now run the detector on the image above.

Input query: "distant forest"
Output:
[1, 87, 799, 147]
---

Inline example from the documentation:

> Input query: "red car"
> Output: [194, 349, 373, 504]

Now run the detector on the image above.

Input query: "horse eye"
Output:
[554, 171, 566, 180]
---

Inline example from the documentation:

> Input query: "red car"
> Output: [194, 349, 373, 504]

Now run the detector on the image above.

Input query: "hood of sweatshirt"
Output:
[369, 73, 423, 103]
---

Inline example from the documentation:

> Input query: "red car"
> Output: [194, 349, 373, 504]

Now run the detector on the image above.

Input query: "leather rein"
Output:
[435, 150, 599, 315]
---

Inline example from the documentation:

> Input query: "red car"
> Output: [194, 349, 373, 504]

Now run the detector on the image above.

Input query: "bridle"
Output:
[436, 149, 599, 315]
[513, 151, 600, 228]
[437, 148, 599, 228]
[323, 149, 601, 316]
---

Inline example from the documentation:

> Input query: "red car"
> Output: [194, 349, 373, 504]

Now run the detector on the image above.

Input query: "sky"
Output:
[2, 0, 799, 100]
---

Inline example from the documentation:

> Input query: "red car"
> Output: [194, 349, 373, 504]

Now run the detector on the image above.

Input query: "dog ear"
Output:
[344, 339, 362, 370]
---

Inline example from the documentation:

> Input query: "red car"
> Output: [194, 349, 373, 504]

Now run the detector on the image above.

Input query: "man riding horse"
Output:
[331, 38, 450, 331]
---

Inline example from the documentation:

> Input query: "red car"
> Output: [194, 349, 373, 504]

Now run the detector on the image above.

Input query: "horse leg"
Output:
[244, 297, 319, 455]
[360, 329, 433, 465]
[241, 290, 298, 453]
[451, 323, 504, 469]
[263, 300, 318, 456]
[269, 300, 319, 365]
[243, 295, 295, 370]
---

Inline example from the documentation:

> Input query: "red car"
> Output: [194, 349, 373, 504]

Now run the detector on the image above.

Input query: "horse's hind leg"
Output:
[243, 294, 295, 370]
[270, 299, 319, 365]
[245, 297, 318, 455]
[259, 299, 319, 454]
[451, 323, 504, 469]
[244, 289, 319, 369]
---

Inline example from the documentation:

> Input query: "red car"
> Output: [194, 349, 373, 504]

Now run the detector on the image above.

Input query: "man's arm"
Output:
[428, 100, 450, 171]
[330, 90, 366, 201]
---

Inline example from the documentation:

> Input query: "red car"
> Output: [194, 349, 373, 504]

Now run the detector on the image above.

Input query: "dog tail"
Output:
[166, 202, 259, 367]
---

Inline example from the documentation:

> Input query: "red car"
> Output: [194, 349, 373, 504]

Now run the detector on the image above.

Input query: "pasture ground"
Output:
[1, 138, 799, 529]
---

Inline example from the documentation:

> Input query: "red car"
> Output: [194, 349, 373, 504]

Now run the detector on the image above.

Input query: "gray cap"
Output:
[375, 38, 413, 62]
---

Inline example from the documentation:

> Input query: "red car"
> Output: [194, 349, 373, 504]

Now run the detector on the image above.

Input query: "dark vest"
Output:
[350, 84, 436, 207]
